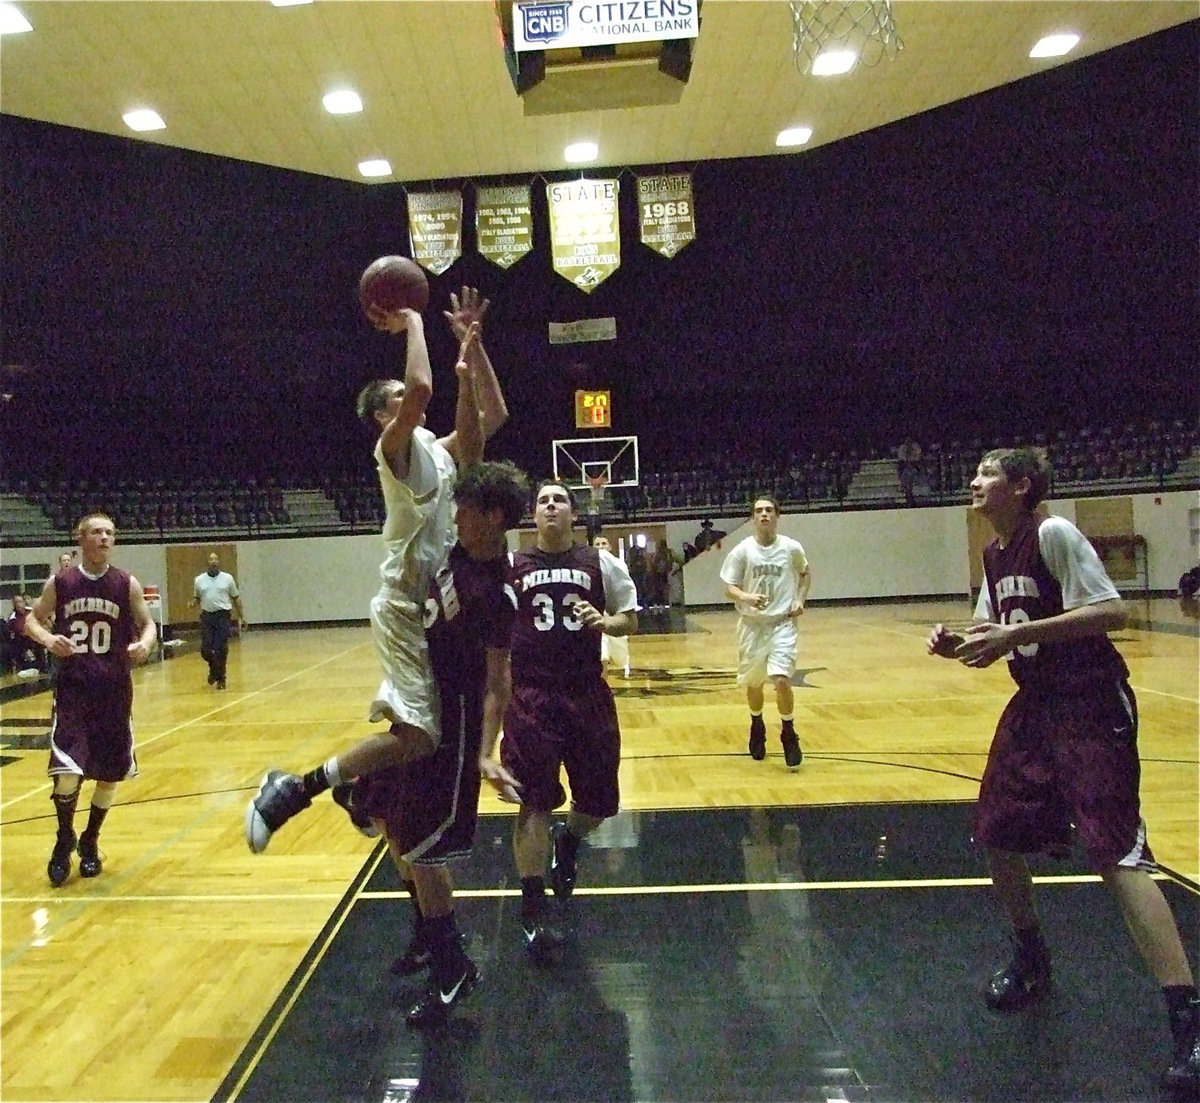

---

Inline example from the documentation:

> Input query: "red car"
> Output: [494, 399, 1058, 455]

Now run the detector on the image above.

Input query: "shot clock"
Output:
[574, 389, 612, 429]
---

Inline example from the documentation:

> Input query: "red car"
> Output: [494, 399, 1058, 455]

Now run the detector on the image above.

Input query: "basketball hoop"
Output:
[789, 0, 903, 77]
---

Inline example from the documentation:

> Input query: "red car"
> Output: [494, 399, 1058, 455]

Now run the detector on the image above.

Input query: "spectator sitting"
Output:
[7, 595, 46, 677]
[1179, 564, 1200, 620]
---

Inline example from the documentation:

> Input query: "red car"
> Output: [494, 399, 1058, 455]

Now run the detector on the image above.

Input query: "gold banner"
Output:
[406, 191, 462, 276]
[476, 185, 533, 269]
[547, 178, 620, 293]
[637, 173, 695, 258]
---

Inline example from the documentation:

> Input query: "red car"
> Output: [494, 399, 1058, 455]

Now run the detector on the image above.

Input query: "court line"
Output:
[0, 639, 374, 812]
[10, 872, 1193, 906]
[220, 844, 391, 1103]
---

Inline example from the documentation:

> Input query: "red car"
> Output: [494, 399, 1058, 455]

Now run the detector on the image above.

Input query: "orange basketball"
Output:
[358, 255, 429, 318]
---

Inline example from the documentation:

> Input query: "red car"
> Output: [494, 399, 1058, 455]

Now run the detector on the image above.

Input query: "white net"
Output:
[789, 0, 903, 74]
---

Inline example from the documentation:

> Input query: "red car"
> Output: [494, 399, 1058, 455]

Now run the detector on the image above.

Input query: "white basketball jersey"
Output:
[375, 426, 457, 600]
[720, 534, 809, 619]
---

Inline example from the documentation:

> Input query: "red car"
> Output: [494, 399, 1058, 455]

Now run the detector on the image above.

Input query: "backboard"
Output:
[552, 435, 640, 491]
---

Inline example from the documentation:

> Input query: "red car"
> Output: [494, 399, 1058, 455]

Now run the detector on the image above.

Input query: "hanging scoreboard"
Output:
[574, 389, 612, 429]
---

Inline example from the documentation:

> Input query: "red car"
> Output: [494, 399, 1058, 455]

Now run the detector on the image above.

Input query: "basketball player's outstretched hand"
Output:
[953, 622, 1010, 668]
[480, 756, 522, 803]
[926, 623, 963, 658]
[444, 286, 490, 340]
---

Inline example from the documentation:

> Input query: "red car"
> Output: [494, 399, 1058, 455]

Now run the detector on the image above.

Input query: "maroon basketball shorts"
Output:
[501, 679, 621, 818]
[48, 681, 137, 783]
[974, 678, 1155, 872]
[361, 690, 482, 866]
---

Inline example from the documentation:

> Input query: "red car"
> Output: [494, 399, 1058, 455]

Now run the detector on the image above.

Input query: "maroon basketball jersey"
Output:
[509, 544, 606, 686]
[425, 543, 514, 699]
[981, 515, 1127, 692]
[54, 565, 136, 690]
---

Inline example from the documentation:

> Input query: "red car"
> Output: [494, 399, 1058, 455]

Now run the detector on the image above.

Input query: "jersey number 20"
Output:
[69, 619, 113, 655]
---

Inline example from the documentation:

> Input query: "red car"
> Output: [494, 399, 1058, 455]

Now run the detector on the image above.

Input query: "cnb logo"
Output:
[520, 2, 571, 44]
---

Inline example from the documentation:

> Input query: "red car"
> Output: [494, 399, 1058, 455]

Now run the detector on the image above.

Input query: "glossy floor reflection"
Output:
[219, 803, 1198, 1103]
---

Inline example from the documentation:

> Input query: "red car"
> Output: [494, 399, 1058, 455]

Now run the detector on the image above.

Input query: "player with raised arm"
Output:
[244, 286, 505, 853]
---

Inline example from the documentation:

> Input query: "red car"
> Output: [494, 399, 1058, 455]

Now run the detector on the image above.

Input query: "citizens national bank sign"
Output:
[512, 1, 700, 52]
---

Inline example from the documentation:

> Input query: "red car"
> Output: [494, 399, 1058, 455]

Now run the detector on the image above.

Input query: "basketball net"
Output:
[586, 473, 609, 516]
[789, 0, 903, 75]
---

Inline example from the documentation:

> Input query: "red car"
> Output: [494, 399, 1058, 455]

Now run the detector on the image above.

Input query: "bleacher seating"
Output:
[1, 418, 1196, 546]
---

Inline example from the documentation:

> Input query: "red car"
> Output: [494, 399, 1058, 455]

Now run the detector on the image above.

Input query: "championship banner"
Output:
[548, 317, 617, 344]
[406, 191, 462, 275]
[476, 185, 534, 270]
[547, 177, 620, 293]
[637, 172, 695, 258]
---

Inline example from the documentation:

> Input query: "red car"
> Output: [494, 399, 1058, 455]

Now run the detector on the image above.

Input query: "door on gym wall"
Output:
[165, 545, 238, 628]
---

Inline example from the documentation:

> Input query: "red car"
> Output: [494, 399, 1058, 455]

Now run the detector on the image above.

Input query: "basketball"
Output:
[358, 255, 429, 317]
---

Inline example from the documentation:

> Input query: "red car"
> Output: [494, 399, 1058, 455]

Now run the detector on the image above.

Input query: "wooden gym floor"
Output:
[1, 599, 1196, 1102]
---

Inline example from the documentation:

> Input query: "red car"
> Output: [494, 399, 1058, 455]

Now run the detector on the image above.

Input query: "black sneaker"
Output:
[985, 937, 1052, 1011]
[331, 781, 380, 839]
[522, 916, 566, 965]
[47, 832, 75, 888]
[390, 934, 432, 977]
[405, 959, 480, 1028]
[549, 822, 577, 900]
[781, 726, 803, 770]
[77, 835, 103, 878]
[207, 672, 216, 686]
[1164, 995, 1200, 1095]
[244, 770, 311, 853]
[748, 716, 766, 760]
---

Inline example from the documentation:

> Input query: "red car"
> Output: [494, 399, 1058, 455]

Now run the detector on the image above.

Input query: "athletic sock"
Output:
[52, 788, 80, 839]
[559, 826, 581, 861]
[520, 876, 546, 922]
[301, 757, 341, 798]
[81, 803, 109, 844]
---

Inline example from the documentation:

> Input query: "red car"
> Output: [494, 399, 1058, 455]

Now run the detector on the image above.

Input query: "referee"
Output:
[190, 552, 245, 690]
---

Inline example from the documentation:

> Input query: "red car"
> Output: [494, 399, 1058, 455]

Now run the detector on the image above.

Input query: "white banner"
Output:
[547, 177, 620, 292]
[406, 191, 462, 276]
[548, 318, 617, 344]
[513, 1, 699, 52]
[637, 172, 695, 258]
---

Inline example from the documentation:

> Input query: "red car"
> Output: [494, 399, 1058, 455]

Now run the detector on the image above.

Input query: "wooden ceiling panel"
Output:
[0, 1, 1194, 183]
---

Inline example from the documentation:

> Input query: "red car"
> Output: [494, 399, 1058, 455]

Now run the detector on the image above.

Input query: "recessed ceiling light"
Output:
[323, 90, 363, 115]
[776, 127, 813, 148]
[564, 141, 598, 164]
[811, 49, 857, 76]
[123, 109, 166, 132]
[0, 3, 32, 35]
[358, 159, 392, 178]
[269, 0, 313, 7]
[1030, 33, 1080, 59]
